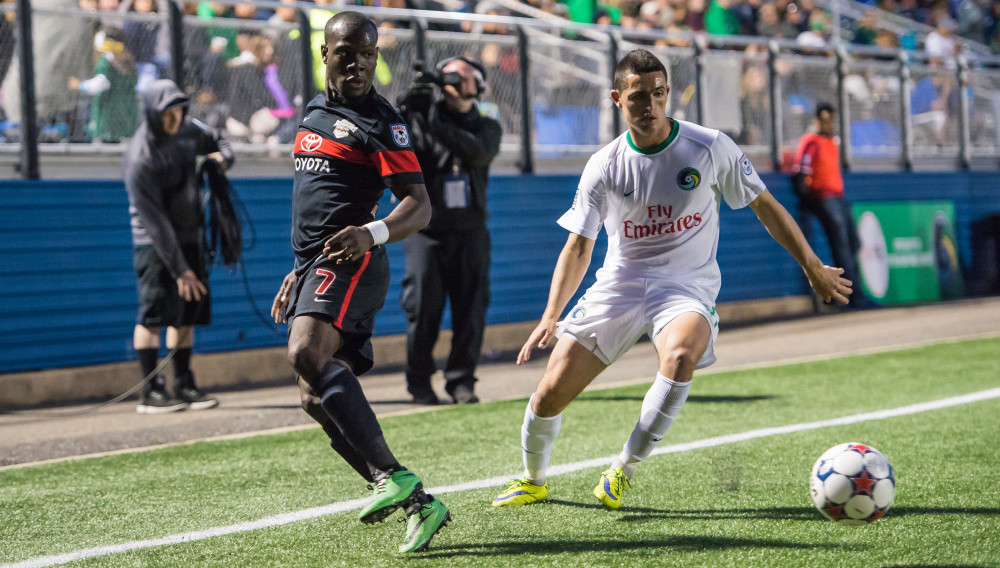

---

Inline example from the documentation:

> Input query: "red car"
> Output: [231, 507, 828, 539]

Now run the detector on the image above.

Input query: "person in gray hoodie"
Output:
[123, 79, 234, 414]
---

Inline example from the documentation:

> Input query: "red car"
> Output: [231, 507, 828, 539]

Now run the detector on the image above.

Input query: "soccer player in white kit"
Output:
[492, 49, 852, 510]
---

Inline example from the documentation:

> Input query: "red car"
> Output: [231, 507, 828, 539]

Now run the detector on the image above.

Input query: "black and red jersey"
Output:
[291, 91, 424, 270]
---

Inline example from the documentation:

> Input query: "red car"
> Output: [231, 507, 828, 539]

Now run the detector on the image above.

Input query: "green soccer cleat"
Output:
[398, 495, 451, 553]
[491, 478, 549, 507]
[593, 467, 631, 509]
[358, 470, 423, 524]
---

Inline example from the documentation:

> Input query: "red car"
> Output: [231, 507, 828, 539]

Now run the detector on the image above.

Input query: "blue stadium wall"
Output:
[1, 172, 998, 373]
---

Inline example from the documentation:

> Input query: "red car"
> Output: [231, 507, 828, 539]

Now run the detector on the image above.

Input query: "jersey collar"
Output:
[626, 118, 679, 155]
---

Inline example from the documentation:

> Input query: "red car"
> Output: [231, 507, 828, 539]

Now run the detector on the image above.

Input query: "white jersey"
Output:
[557, 119, 767, 302]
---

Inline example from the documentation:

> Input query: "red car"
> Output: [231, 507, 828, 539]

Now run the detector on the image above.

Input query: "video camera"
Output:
[411, 60, 463, 92]
[401, 60, 462, 116]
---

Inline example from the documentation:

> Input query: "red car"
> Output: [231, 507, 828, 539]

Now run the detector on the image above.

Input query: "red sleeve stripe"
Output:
[294, 131, 369, 165]
[372, 150, 421, 177]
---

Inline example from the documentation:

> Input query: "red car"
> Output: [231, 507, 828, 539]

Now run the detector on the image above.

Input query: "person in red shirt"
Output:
[793, 102, 876, 310]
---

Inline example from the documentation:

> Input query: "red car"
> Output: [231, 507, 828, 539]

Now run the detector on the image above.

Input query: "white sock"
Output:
[613, 373, 691, 479]
[521, 396, 562, 485]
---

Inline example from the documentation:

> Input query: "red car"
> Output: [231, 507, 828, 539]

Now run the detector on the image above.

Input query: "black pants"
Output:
[799, 195, 867, 306]
[400, 225, 490, 398]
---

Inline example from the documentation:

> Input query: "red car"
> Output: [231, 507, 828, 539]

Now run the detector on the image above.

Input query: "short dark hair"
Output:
[613, 49, 668, 91]
[815, 102, 835, 118]
[325, 11, 378, 44]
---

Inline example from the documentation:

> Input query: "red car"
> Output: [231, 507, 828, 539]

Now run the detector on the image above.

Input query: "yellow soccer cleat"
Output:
[593, 467, 631, 509]
[492, 478, 549, 507]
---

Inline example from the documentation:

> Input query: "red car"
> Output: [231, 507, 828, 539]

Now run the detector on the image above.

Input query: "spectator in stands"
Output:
[704, 0, 741, 35]
[795, 0, 817, 32]
[758, 2, 796, 38]
[30, 0, 97, 143]
[732, 0, 761, 36]
[120, 0, 165, 93]
[233, 1, 263, 56]
[897, 0, 929, 25]
[796, 11, 829, 50]
[0, 2, 14, 122]
[197, 1, 239, 60]
[226, 34, 294, 144]
[925, 14, 958, 67]
[739, 49, 770, 145]
[853, 9, 879, 45]
[266, 0, 305, 110]
[876, 28, 899, 47]
[68, 25, 139, 142]
[782, 1, 806, 37]
[986, 2, 1000, 52]
[955, 0, 986, 44]
[683, 0, 707, 31]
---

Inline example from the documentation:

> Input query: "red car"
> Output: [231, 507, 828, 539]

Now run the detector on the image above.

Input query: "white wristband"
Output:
[364, 220, 390, 246]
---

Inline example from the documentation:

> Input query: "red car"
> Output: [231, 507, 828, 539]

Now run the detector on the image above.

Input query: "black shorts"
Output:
[287, 246, 390, 375]
[133, 244, 211, 327]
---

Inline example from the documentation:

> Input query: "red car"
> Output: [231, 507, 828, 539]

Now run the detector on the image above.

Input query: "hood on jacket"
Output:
[142, 79, 190, 138]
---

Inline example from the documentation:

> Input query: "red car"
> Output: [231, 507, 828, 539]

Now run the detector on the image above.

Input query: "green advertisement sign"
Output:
[852, 201, 963, 305]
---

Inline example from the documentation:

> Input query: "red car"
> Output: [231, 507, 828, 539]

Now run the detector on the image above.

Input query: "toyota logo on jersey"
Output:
[300, 133, 323, 153]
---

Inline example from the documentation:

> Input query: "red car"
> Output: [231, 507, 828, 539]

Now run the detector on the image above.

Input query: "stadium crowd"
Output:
[0, 0, 995, 145]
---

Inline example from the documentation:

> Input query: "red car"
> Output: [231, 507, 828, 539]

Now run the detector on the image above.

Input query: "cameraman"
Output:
[397, 57, 503, 405]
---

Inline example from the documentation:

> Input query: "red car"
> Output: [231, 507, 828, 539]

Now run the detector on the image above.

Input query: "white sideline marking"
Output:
[5, 387, 1000, 568]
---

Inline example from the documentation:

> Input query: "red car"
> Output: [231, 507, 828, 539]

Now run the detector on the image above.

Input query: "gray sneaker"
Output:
[137, 390, 188, 414]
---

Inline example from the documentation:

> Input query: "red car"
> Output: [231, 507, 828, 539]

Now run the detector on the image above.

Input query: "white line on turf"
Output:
[5, 387, 1000, 568]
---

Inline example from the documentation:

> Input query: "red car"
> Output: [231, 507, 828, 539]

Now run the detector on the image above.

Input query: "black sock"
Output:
[315, 362, 401, 474]
[325, 427, 376, 483]
[137, 348, 160, 393]
[172, 347, 192, 379]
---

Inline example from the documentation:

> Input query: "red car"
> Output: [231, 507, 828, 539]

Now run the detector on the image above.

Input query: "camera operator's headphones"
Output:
[435, 56, 488, 97]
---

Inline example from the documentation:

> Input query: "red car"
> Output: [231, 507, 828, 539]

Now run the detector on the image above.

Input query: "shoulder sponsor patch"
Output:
[300, 132, 323, 153]
[390, 124, 410, 147]
[739, 153, 754, 176]
[333, 119, 358, 139]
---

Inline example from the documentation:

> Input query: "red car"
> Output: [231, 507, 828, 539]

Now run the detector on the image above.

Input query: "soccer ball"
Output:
[809, 442, 895, 525]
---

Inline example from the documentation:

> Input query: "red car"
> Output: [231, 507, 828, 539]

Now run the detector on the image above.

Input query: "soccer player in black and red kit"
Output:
[270, 11, 450, 553]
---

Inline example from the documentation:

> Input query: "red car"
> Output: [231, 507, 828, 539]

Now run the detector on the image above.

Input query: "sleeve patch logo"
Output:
[333, 119, 358, 139]
[391, 124, 410, 147]
[301, 133, 323, 153]
[739, 153, 754, 176]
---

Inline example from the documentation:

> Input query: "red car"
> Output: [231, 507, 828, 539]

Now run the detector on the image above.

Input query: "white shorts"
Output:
[556, 272, 719, 368]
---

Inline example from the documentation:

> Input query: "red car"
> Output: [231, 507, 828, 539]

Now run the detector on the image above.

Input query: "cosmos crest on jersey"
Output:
[557, 118, 766, 301]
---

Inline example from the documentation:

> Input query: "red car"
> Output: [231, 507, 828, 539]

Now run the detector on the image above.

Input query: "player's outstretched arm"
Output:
[747, 190, 852, 305]
[517, 233, 595, 365]
[324, 183, 431, 263]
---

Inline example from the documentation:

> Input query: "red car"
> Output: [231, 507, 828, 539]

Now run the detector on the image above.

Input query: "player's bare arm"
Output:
[518, 233, 596, 365]
[271, 270, 296, 323]
[747, 190, 852, 304]
[324, 183, 431, 263]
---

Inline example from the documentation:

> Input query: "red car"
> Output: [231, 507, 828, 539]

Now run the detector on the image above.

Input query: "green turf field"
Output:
[3, 337, 999, 567]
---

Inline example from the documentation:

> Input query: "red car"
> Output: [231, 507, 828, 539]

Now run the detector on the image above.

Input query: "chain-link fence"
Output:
[4, 0, 1000, 177]
[845, 56, 903, 166]
[969, 67, 1000, 158]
